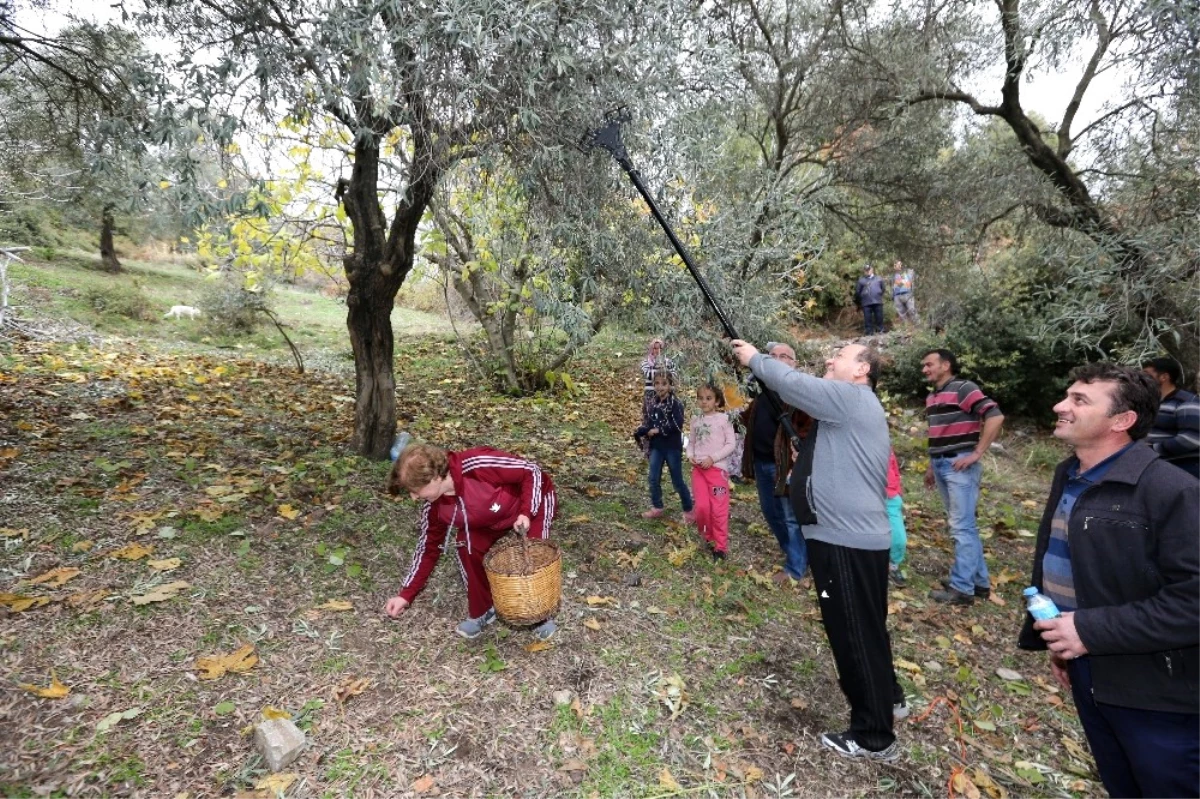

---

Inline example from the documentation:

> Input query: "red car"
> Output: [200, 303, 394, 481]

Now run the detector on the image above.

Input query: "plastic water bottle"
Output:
[389, 431, 411, 462]
[1024, 586, 1061, 621]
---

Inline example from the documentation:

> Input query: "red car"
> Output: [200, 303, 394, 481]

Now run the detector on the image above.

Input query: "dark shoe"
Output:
[929, 587, 974, 605]
[888, 566, 906, 588]
[940, 579, 990, 599]
[712, 549, 726, 562]
[820, 730, 900, 763]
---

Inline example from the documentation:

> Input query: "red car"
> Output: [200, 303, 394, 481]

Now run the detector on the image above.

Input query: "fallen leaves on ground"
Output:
[26, 567, 81, 587]
[130, 580, 191, 605]
[584, 595, 617, 607]
[110, 543, 154, 561]
[658, 767, 682, 790]
[147, 558, 182, 572]
[333, 676, 370, 703]
[525, 640, 553, 652]
[653, 672, 689, 719]
[19, 671, 70, 699]
[315, 599, 353, 611]
[0, 592, 52, 612]
[97, 706, 144, 732]
[196, 643, 259, 680]
[411, 774, 436, 793]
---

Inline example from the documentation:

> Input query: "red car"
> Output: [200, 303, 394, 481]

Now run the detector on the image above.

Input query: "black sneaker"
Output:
[929, 587, 974, 605]
[712, 549, 726, 562]
[940, 579, 990, 599]
[820, 731, 900, 763]
[888, 566, 906, 588]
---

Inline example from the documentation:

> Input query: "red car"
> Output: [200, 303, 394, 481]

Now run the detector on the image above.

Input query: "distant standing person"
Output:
[1141, 357, 1199, 478]
[1019, 363, 1198, 798]
[890, 261, 917, 324]
[921, 349, 1005, 605]
[639, 337, 677, 423]
[739, 342, 811, 584]
[732, 339, 905, 762]
[854, 264, 886, 335]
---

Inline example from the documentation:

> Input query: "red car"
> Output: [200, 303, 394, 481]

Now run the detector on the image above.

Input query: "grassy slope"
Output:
[0, 255, 1094, 799]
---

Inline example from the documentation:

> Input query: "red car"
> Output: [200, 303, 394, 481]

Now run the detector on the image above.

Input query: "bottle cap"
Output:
[1022, 586, 1038, 597]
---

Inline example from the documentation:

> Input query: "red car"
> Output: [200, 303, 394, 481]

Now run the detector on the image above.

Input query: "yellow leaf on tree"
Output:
[147, 558, 182, 572]
[19, 670, 70, 699]
[277, 504, 301, 520]
[130, 580, 191, 605]
[110, 543, 154, 560]
[27, 567, 81, 587]
[316, 599, 353, 612]
[262, 706, 292, 720]
[658, 768, 681, 791]
[196, 644, 258, 680]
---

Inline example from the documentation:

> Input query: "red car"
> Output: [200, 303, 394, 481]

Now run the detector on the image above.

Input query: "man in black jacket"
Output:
[1019, 363, 1198, 798]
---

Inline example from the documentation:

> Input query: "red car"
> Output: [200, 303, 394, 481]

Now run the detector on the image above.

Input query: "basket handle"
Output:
[515, 529, 532, 574]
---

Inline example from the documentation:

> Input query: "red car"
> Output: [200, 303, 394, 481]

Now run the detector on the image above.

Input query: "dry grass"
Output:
[0, 327, 1098, 799]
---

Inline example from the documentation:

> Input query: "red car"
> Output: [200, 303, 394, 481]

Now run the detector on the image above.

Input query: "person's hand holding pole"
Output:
[730, 340, 759, 368]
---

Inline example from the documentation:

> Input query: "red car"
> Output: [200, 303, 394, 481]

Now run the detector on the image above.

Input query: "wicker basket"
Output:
[484, 535, 562, 625]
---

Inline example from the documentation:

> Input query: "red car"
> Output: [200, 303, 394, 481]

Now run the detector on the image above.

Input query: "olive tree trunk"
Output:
[99, 205, 121, 273]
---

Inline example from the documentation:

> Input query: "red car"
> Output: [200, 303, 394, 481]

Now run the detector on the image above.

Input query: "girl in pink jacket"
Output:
[686, 383, 738, 559]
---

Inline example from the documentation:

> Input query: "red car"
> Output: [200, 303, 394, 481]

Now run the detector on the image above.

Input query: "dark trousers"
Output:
[862, 304, 884, 334]
[807, 539, 901, 751]
[1067, 656, 1200, 798]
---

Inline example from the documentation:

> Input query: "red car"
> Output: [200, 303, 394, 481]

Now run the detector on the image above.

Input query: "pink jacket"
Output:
[687, 412, 738, 474]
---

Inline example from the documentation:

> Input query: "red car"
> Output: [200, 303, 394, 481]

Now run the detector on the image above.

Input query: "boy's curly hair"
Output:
[387, 444, 450, 495]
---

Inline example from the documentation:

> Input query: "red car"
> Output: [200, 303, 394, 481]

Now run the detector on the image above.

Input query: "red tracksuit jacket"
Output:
[398, 447, 554, 606]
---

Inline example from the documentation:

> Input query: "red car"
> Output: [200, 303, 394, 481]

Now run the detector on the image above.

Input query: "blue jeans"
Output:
[932, 452, 989, 594]
[754, 460, 808, 578]
[862, 304, 884, 334]
[1068, 656, 1199, 797]
[648, 447, 692, 511]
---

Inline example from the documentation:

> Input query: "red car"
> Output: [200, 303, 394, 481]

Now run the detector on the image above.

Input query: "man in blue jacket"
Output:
[1019, 363, 1198, 798]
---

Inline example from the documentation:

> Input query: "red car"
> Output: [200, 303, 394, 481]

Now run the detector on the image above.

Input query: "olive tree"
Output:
[138, 0, 684, 456]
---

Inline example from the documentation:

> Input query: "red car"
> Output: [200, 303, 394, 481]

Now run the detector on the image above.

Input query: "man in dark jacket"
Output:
[1142, 356, 1200, 478]
[854, 264, 885, 335]
[1019, 363, 1198, 798]
[739, 342, 812, 584]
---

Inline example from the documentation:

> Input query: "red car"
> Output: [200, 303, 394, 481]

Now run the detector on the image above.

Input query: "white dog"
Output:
[164, 305, 201, 320]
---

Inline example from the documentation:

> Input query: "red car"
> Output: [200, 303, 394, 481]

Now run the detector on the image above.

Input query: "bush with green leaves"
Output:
[882, 263, 1087, 421]
[81, 283, 156, 322]
[199, 274, 270, 334]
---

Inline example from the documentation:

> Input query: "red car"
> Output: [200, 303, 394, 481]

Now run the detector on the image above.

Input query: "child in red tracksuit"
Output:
[383, 443, 558, 641]
[686, 382, 738, 560]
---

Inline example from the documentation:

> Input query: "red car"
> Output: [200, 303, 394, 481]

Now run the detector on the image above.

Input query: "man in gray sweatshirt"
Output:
[732, 339, 902, 762]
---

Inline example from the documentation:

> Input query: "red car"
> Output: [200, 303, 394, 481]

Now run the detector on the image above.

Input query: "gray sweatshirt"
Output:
[751, 353, 891, 551]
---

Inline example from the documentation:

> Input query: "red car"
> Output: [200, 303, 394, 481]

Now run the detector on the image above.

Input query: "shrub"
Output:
[881, 265, 1086, 421]
[200, 274, 270, 333]
[81, 283, 156, 322]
